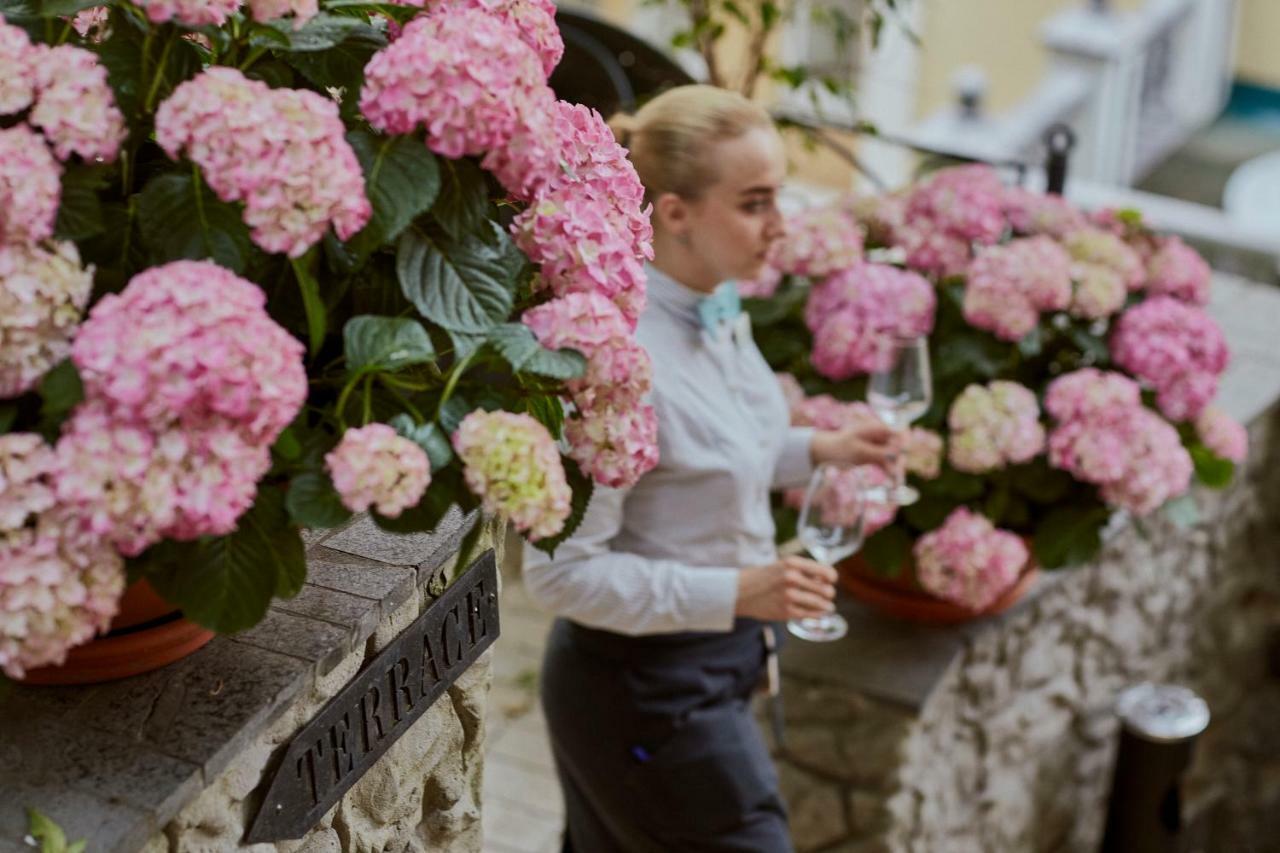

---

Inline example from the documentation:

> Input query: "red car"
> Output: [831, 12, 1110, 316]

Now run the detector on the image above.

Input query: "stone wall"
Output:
[139, 517, 501, 853]
[771, 404, 1280, 853]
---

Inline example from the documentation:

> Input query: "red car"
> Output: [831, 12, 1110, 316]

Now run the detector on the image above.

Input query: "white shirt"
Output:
[522, 265, 815, 636]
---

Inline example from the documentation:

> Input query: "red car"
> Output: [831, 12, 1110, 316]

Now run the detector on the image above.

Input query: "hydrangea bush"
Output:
[750, 165, 1245, 611]
[0, 0, 656, 678]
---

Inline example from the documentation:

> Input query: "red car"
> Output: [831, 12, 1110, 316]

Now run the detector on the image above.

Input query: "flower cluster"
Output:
[61, 261, 307, 553]
[1145, 236, 1211, 305]
[1046, 369, 1193, 515]
[28, 45, 127, 163]
[1111, 296, 1229, 421]
[134, 0, 243, 26]
[905, 428, 944, 480]
[361, 9, 545, 158]
[806, 263, 936, 379]
[913, 507, 1027, 611]
[947, 381, 1045, 474]
[1003, 186, 1087, 239]
[0, 433, 125, 679]
[0, 242, 94, 398]
[432, 0, 563, 78]
[0, 125, 61, 246]
[522, 292, 659, 488]
[738, 265, 783, 299]
[453, 410, 571, 540]
[247, 0, 319, 27]
[770, 207, 864, 278]
[0, 16, 34, 114]
[896, 165, 1006, 276]
[1194, 406, 1248, 464]
[326, 424, 432, 518]
[963, 237, 1072, 341]
[156, 68, 371, 257]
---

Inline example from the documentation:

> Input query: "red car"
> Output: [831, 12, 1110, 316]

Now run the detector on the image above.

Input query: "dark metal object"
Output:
[245, 550, 501, 843]
[549, 9, 694, 115]
[1044, 123, 1076, 195]
[1100, 683, 1211, 853]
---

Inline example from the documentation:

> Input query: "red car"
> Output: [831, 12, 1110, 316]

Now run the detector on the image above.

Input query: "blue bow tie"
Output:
[697, 283, 742, 336]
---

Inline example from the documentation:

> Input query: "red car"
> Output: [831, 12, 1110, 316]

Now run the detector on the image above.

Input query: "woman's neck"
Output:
[650, 232, 720, 294]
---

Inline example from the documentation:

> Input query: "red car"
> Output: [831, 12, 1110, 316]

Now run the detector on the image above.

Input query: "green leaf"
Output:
[526, 395, 565, 440]
[901, 494, 954, 532]
[447, 329, 485, 361]
[1032, 504, 1110, 569]
[486, 324, 587, 380]
[285, 471, 353, 529]
[0, 0, 39, 20]
[290, 256, 326, 356]
[1163, 493, 1200, 528]
[1189, 444, 1235, 489]
[272, 426, 303, 461]
[1016, 325, 1042, 358]
[26, 807, 83, 853]
[53, 166, 106, 242]
[39, 0, 102, 16]
[1009, 458, 1074, 503]
[345, 130, 441, 256]
[929, 466, 986, 501]
[144, 486, 306, 633]
[251, 13, 375, 51]
[396, 226, 516, 333]
[137, 172, 253, 274]
[936, 333, 1006, 381]
[743, 283, 806, 327]
[432, 158, 490, 241]
[343, 315, 435, 373]
[388, 413, 453, 470]
[285, 29, 385, 117]
[438, 394, 471, 434]
[860, 524, 913, 577]
[37, 359, 83, 440]
[0, 402, 17, 434]
[532, 457, 593, 556]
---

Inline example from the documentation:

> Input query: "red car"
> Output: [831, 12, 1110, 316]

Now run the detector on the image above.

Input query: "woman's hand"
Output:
[810, 416, 902, 471]
[734, 556, 838, 621]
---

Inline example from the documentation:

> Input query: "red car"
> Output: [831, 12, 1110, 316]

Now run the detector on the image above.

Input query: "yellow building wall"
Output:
[1236, 0, 1280, 88]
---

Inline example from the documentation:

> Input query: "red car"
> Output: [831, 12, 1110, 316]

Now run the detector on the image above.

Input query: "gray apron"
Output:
[540, 618, 793, 853]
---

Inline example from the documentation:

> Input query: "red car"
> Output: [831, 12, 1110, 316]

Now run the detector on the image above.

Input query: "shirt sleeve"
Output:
[521, 485, 741, 636]
[772, 425, 815, 490]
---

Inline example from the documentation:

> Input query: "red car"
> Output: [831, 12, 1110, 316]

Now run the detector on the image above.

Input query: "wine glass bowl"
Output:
[867, 335, 933, 506]
[788, 465, 865, 642]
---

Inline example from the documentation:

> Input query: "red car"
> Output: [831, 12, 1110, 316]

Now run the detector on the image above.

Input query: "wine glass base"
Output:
[863, 484, 920, 507]
[787, 614, 849, 642]
[892, 484, 920, 506]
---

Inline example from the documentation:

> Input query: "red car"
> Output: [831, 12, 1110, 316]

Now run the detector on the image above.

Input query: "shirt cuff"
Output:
[774, 425, 816, 490]
[680, 567, 741, 633]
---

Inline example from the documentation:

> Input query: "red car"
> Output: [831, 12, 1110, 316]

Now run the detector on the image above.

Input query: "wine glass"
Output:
[788, 465, 866, 643]
[867, 335, 932, 507]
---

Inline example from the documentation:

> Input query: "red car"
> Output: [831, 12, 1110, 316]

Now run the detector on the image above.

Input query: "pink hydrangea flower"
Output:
[453, 410, 571, 541]
[514, 185, 649, 326]
[1068, 262, 1128, 320]
[430, 0, 563, 79]
[0, 242, 94, 399]
[947, 381, 1045, 473]
[771, 207, 864, 278]
[0, 433, 124, 679]
[72, 260, 308, 447]
[134, 0, 242, 25]
[247, 0, 319, 26]
[325, 424, 432, 518]
[54, 403, 273, 555]
[905, 428, 943, 480]
[963, 237, 1072, 341]
[360, 9, 545, 159]
[28, 44, 126, 162]
[0, 124, 62, 246]
[1062, 228, 1145, 292]
[806, 263, 936, 379]
[1145, 236, 1211, 305]
[1048, 403, 1192, 515]
[156, 68, 371, 256]
[913, 507, 1027, 611]
[1044, 368, 1142, 423]
[1002, 187, 1087, 238]
[844, 192, 906, 247]
[894, 225, 973, 279]
[782, 465, 897, 537]
[69, 6, 111, 40]
[738, 265, 784, 299]
[790, 394, 874, 431]
[903, 164, 1007, 245]
[1111, 296, 1229, 421]
[1194, 405, 1247, 464]
[564, 403, 659, 489]
[0, 16, 34, 114]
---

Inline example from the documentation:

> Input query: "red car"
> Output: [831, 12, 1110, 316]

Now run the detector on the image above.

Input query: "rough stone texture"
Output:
[1, 513, 498, 853]
[766, 274, 1280, 852]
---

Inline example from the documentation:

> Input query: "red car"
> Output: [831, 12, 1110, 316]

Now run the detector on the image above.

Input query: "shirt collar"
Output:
[644, 263, 712, 327]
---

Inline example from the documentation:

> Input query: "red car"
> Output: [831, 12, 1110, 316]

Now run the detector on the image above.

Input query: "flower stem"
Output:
[144, 35, 177, 113]
[435, 351, 476, 420]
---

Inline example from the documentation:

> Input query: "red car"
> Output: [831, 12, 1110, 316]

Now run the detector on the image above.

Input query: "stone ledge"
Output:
[0, 509, 485, 853]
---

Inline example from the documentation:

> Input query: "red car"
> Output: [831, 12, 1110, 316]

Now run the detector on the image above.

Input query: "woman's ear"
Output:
[654, 192, 690, 237]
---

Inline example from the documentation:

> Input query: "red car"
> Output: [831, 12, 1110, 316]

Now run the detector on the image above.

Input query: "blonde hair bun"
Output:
[607, 112, 640, 148]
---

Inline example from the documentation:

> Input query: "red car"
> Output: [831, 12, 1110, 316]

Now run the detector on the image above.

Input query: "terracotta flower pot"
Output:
[18, 579, 215, 686]
[837, 551, 1039, 626]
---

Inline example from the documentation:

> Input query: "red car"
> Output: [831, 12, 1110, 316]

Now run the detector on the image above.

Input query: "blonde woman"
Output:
[524, 85, 898, 852]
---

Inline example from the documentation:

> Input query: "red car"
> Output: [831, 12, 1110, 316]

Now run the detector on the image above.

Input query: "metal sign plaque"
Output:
[245, 550, 500, 843]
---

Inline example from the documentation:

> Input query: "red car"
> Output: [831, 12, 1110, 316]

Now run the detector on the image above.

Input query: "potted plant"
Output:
[0, 0, 657, 682]
[747, 165, 1248, 622]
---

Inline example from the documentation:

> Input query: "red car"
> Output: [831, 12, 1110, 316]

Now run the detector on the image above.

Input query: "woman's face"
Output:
[660, 126, 788, 286]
